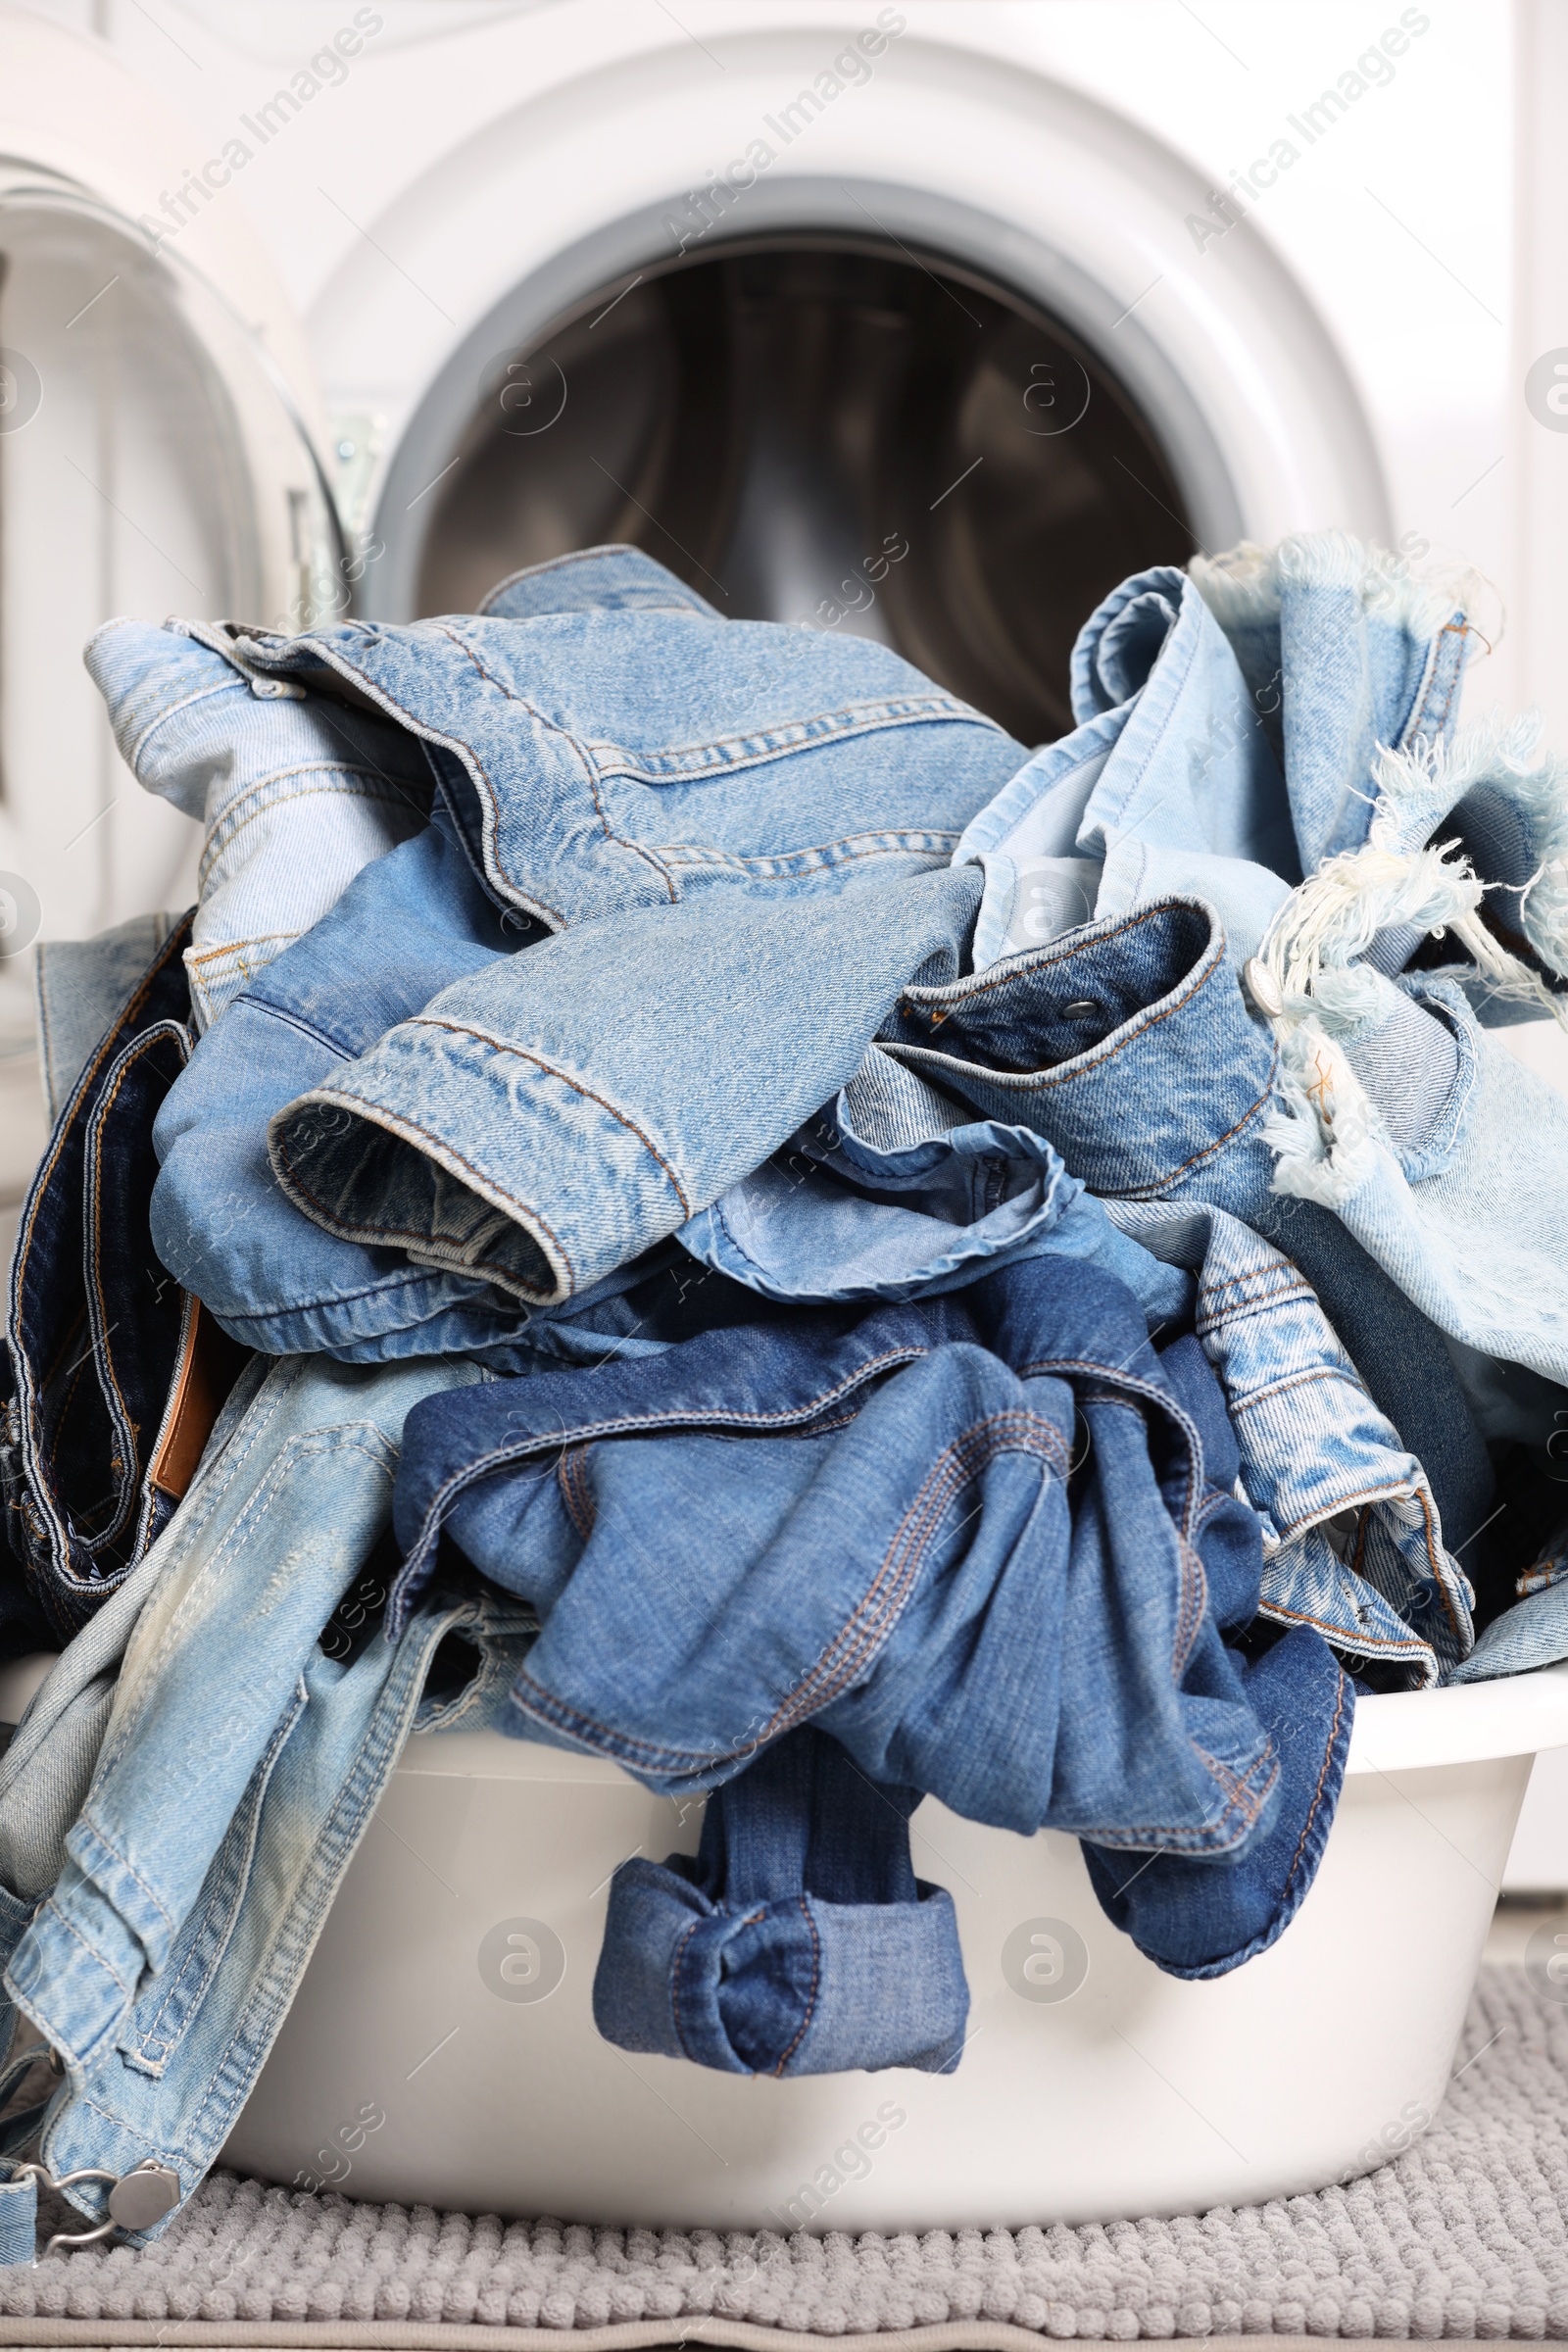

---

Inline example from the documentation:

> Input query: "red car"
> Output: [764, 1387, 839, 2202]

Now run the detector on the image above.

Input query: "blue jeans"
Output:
[875, 894, 1504, 1552]
[680, 1045, 1195, 1323]
[0, 1351, 533, 2252]
[391, 1252, 1352, 1978]
[2, 916, 249, 1651]
[596, 1727, 969, 2077]
[956, 534, 1473, 973]
[1107, 1200, 1471, 1685]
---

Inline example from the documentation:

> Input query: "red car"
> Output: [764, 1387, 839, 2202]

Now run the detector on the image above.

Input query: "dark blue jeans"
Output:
[596, 1726, 969, 2076]
[393, 1254, 1353, 2002]
[2, 915, 247, 1648]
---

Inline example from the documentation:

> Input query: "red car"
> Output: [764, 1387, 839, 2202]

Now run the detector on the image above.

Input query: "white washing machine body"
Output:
[7, 0, 1566, 896]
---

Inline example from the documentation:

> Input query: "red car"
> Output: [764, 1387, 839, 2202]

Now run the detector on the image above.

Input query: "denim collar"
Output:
[877, 898, 1279, 1202]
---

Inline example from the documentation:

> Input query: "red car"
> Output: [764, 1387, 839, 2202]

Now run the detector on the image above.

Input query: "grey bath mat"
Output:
[1, 1962, 1565, 2347]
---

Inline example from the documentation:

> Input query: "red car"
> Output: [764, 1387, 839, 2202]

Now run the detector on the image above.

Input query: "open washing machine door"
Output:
[0, 9, 340, 1210]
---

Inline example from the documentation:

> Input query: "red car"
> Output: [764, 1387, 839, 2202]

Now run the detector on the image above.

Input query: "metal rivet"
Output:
[106, 2163, 182, 2231]
[1243, 957, 1285, 1018]
[1061, 999, 1099, 1019]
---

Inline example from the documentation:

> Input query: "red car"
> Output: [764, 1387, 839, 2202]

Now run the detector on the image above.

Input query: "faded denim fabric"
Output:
[956, 533, 1474, 974]
[392, 1251, 1352, 1984]
[597, 1726, 969, 2077]
[478, 544, 723, 622]
[217, 555, 1020, 929]
[141, 547, 1021, 1348]
[152, 796, 984, 1351]
[33, 914, 185, 1127]
[266, 864, 986, 1317]
[84, 617, 431, 1032]
[1105, 1200, 1470, 1686]
[0, 1352, 535, 2251]
[874, 895, 1516, 1548]
[1252, 960, 1568, 1391]
[680, 1046, 1194, 1322]
[149, 804, 547, 1362]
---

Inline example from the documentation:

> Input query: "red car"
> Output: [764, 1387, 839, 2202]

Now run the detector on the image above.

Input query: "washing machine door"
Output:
[0, 13, 341, 1191]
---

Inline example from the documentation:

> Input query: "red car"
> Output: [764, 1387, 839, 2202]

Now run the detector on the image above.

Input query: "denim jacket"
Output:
[142, 550, 1022, 1354]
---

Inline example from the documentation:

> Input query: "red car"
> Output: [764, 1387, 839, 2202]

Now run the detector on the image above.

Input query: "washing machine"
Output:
[3, 0, 1568, 2067]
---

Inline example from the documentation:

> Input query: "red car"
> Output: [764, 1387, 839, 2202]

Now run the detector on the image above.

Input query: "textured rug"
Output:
[0, 1962, 1565, 2347]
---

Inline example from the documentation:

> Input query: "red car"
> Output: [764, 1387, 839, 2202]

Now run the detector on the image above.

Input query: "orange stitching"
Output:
[771, 1899, 821, 2076]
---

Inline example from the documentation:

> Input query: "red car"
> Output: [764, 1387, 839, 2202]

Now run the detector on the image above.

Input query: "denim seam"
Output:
[760, 1413, 1069, 1742]
[1088, 585, 1205, 832]
[65, 1819, 176, 1945]
[402, 1344, 933, 1609]
[1017, 1360, 1201, 1541]
[900, 901, 1205, 1011]
[12, 918, 193, 1491]
[410, 1019, 694, 1221]
[1225, 1365, 1375, 1418]
[198, 771, 416, 886]
[432, 622, 677, 906]
[1401, 619, 1471, 749]
[1353, 1479, 1461, 1641]
[1106, 1075, 1279, 1199]
[1279, 1670, 1348, 1901]
[1196, 1291, 1318, 1341]
[80, 1022, 192, 1562]
[475, 546, 696, 613]
[1197, 1269, 1313, 1313]
[508, 1409, 1068, 1773]
[126, 1680, 308, 2068]
[1269, 1484, 1424, 1544]
[25, 1893, 134, 2013]
[263, 634, 574, 931]
[15, 988, 191, 1589]
[557, 1446, 596, 1542]
[770, 1899, 821, 2077]
[587, 698, 999, 780]
[94, 1427, 393, 1779]
[896, 932, 1279, 1179]
[1088, 1740, 1276, 1848]
[241, 1001, 352, 1058]
[271, 1092, 576, 1298]
[668, 1912, 709, 2066]
[655, 832, 963, 879]
[1255, 1595, 1432, 1655]
[175, 1609, 467, 2164]
[186, 934, 295, 969]
[123, 674, 245, 774]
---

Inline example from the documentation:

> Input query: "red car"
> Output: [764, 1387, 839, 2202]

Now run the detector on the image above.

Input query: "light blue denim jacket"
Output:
[140, 550, 1022, 1350]
[956, 532, 1476, 974]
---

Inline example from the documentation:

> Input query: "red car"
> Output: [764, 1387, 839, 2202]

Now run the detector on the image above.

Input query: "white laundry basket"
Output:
[222, 1665, 1568, 2230]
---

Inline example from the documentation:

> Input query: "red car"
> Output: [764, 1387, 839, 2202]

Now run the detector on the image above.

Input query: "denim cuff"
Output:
[594, 1855, 968, 2077]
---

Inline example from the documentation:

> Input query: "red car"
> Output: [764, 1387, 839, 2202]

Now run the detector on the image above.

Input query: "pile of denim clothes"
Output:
[0, 532, 1566, 2253]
